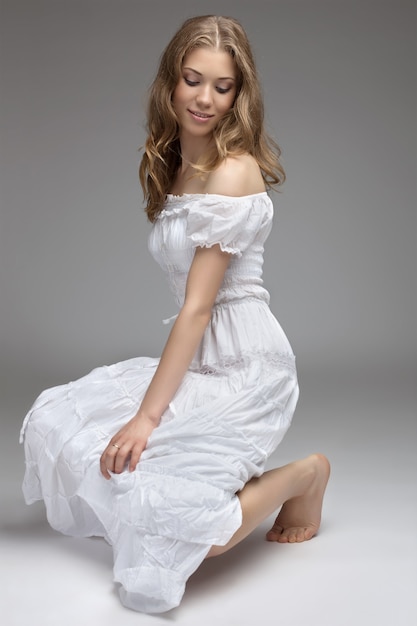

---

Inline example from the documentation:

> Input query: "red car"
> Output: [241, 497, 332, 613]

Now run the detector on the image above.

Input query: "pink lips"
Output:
[188, 109, 214, 122]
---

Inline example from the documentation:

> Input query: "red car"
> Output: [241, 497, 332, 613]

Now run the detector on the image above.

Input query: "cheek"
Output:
[219, 93, 236, 114]
[172, 85, 184, 110]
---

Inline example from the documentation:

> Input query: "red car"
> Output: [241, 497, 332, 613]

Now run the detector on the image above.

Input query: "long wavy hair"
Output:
[139, 15, 285, 222]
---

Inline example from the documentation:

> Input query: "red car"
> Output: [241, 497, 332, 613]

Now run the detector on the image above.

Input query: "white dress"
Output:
[20, 192, 299, 613]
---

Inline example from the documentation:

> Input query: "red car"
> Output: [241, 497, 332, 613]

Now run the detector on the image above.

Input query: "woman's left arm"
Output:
[100, 244, 231, 478]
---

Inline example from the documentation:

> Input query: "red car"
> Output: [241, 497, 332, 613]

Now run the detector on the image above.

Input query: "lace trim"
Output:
[190, 350, 296, 376]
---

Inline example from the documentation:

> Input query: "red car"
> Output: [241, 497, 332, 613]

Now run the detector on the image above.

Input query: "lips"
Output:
[188, 109, 214, 119]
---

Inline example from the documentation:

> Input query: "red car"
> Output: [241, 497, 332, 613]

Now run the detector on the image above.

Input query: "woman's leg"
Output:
[207, 453, 330, 557]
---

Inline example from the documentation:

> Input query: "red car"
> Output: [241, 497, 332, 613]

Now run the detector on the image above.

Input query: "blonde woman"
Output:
[21, 15, 330, 614]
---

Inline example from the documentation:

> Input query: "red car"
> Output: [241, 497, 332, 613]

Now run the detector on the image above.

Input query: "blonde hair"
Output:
[139, 15, 285, 222]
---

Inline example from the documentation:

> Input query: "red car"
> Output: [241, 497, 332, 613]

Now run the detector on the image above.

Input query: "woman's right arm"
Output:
[100, 154, 264, 479]
[99, 243, 232, 478]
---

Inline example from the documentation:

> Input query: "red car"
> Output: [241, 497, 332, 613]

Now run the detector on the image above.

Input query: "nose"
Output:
[195, 84, 213, 108]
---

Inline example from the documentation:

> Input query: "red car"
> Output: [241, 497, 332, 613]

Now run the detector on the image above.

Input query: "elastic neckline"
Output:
[166, 191, 269, 201]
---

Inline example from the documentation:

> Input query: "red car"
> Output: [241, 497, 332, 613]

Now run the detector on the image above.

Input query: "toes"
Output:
[277, 526, 310, 543]
[303, 526, 317, 541]
[267, 524, 318, 544]
[296, 527, 307, 542]
[278, 527, 297, 543]
[266, 524, 283, 542]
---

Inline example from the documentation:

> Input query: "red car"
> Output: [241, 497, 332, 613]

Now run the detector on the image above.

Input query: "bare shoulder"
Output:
[204, 154, 265, 196]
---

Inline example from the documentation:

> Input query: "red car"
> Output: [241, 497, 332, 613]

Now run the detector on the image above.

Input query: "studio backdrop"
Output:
[1, 0, 415, 397]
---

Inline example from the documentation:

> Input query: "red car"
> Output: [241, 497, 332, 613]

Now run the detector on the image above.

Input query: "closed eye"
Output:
[184, 77, 232, 94]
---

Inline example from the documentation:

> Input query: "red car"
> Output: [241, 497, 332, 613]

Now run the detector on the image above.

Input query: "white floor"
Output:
[1, 363, 416, 626]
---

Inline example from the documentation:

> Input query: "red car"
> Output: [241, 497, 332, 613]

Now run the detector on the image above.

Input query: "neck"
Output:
[178, 134, 213, 168]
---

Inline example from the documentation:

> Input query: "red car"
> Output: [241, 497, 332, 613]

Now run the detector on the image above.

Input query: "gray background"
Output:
[1, 1, 416, 625]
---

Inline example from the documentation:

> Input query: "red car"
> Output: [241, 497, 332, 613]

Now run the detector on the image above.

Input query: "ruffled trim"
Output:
[157, 192, 273, 258]
[165, 191, 269, 203]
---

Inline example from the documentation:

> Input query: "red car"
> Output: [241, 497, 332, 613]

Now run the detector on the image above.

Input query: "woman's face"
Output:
[172, 47, 237, 140]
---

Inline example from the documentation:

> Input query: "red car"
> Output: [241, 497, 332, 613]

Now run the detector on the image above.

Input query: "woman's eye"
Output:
[216, 86, 232, 94]
[184, 78, 199, 86]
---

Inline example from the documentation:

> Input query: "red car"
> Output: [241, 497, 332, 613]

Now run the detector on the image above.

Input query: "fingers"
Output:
[100, 441, 128, 479]
[99, 438, 147, 479]
[99, 415, 157, 479]
[113, 443, 129, 474]
[100, 443, 118, 479]
[129, 443, 144, 473]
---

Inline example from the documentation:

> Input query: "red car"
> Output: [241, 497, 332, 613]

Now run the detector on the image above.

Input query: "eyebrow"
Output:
[183, 66, 235, 81]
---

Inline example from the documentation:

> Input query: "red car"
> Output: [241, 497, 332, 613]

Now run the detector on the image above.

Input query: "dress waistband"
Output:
[162, 295, 269, 325]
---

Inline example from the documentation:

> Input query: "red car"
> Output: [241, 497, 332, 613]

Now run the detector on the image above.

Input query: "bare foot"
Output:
[266, 453, 331, 543]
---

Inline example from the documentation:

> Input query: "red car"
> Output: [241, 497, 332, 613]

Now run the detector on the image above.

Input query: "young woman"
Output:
[20, 15, 330, 614]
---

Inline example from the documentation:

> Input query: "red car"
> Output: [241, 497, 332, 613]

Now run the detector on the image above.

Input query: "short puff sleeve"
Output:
[186, 193, 273, 258]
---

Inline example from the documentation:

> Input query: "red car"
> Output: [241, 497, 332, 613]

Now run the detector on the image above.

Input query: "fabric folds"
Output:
[21, 192, 299, 613]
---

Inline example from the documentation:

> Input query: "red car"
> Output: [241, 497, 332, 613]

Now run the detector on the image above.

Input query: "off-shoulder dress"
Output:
[20, 192, 299, 613]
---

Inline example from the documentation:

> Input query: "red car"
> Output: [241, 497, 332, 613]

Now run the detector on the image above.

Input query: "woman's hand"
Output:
[100, 413, 158, 479]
